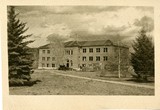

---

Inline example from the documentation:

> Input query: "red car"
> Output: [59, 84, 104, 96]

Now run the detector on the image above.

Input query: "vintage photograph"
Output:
[8, 6, 154, 95]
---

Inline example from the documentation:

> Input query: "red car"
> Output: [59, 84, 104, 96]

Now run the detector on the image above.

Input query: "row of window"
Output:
[42, 50, 50, 54]
[42, 48, 108, 54]
[82, 56, 108, 61]
[65, 50, 73, 55]
[42, 57, 55, 61]
[83, 48, 108, 53]
[42, 63, 56, 67]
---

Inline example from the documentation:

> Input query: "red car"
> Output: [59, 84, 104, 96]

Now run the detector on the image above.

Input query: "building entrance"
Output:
[66, 59, 69, 67]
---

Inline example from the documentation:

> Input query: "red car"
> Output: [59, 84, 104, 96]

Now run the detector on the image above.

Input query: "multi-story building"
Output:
[38, 40, 129, 71]
[38, 44, 57, 69]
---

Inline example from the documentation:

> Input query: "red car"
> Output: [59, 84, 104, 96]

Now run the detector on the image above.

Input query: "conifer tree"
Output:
[131, 28, 154, 81]
[8, 6, 34, 81]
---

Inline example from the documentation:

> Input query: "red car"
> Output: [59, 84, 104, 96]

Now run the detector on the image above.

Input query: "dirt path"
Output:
[53, 70, 154, 89]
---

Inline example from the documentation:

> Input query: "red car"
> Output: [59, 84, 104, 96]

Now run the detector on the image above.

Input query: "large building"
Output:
[38, 40, 129, 71]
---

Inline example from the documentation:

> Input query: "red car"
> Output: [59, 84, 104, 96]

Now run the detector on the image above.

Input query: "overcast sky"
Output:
[14, 6, 154, 47]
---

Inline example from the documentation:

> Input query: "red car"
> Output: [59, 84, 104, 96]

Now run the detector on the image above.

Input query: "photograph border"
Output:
[1, 0, 160, 110]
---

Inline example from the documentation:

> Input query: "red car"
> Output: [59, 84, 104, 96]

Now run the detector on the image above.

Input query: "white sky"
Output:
[15, 6, 154, 47]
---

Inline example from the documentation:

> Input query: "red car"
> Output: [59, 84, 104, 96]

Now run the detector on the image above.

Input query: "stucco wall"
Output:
[38, 45, 129, 71]
[38, 49, 58, 69]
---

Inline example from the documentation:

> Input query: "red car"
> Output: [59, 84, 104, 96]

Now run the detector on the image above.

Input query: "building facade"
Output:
[38, 40, 129, 71]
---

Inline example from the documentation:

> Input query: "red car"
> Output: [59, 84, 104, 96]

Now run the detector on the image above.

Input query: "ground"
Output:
[9, 69, 154, 95]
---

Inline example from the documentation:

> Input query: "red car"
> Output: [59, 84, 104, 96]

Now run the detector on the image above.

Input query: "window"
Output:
[52, 64, 55, 67]
[83, 48, 86, 53]
[42, 63, 45, 67]
[42, 57, 45, 61]
[96, 48, 100, 52]
[47, 63, 49, 67]
[82, 56, 87, 61]
[104, 48, 108, 52]
[82, 64, 86, 67]
[52, 57, 55, 61]
[65, 50, 70, 55]
[96, 56, 100, 61]
[89, 48, 93, 53]
[47, 57, 50, 61]
[47, 50, 50, 54]
[42, 50, 45, 54]
[71, 50, 73, 55]
[89, 56, 93, 61]
[65, 50, 68, 55]
[71, 60, 73, 66]
[103, 56, 108, 61]
[65, 50, 73, 55]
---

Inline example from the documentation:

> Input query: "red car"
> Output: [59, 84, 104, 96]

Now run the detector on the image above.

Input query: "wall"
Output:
[78, 46, 129, 72]
[64, 47, 79, 69]
[38, 45, 130, 71]
[38, 49, 57, 69]
[79, 46, 114, 69]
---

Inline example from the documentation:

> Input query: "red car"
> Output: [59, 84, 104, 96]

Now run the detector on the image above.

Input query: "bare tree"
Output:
[47, 34, 66, 66]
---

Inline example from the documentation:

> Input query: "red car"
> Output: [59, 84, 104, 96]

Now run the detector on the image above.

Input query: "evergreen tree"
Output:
[8, 6, 34, 81]
[131, 28, 154, 81]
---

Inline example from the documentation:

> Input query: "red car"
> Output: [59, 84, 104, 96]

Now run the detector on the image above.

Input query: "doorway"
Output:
[66, 59, 69, 67]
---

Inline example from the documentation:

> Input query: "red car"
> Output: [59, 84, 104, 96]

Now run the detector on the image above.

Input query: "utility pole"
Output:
[118, 41, 121, 78]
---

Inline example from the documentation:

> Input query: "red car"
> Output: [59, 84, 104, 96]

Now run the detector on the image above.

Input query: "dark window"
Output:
[71, 50, 73, 55]
[89, 56, 93, 61]
[42, 50, 45, 54]
[47, 50, 50, 54]
[52, 64, 55, 67]
[65, 50, 70, 55]
[82, 56, 86, 61]
[83, 48, 86, 53]
[96, 48, 100, 52]
[47, 63, 49, 67]
[42, 57, 45, 61]
[47, 57, 50, 61]
[89, 48, 93, 53]
[96, 56, 100, 61]
[103, 56, 108, 61]
[104, 48, 108, 52]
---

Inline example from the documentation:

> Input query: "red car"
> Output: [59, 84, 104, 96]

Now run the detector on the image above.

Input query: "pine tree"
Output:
[8, 6, 34, 81]
[131, 28, 154, 81]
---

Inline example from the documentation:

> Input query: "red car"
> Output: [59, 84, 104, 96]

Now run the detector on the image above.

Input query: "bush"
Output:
[9, 78, 24, 86]
[58, 65, 69, 71]
[9, 78, 41, 87]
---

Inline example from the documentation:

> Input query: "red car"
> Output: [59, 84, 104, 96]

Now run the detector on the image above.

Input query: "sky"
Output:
[14, 6, 154, 47]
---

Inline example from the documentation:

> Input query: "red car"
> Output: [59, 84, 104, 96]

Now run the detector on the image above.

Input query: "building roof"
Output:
[38, 40, 128, 49]
[64, 40, 113, 47]
[38, 44, 50, 49]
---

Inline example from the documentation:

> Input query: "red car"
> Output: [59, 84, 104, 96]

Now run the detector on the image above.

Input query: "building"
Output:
[38, 40, 129, 71]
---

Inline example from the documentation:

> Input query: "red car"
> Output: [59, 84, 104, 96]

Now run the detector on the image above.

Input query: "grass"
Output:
[9, 70, 154, 95]
[54, 70, 154, 87]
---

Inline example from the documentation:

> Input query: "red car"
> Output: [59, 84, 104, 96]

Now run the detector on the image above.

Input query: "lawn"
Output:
[9, 70, 154, 95]
[52, 70, 154, 87]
